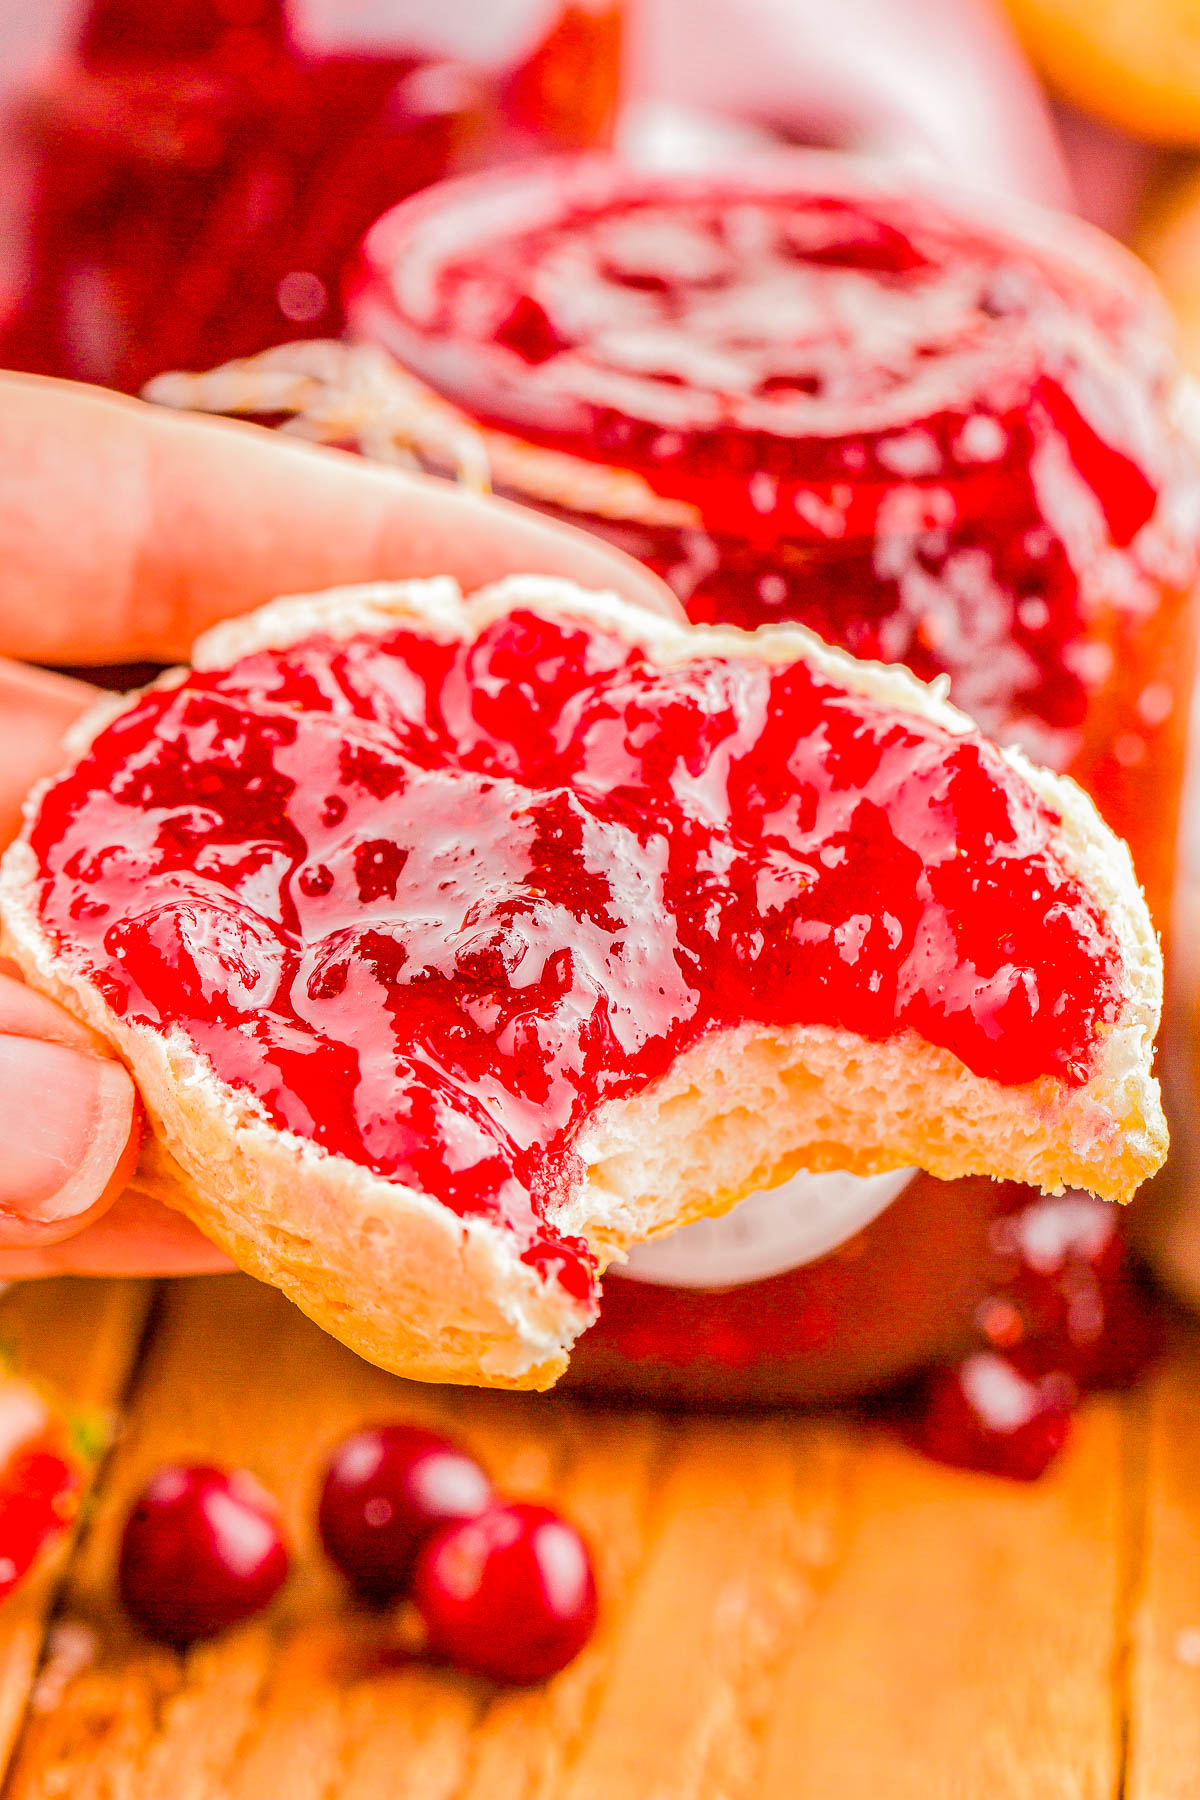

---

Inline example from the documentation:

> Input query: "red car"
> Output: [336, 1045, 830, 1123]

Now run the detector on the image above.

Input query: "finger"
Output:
[0, 1028, 141, 1244]
[0, 964, 112, 1054]
[0, 374, 677, 665]
[0, 1187, 234, 1277]
[0, 660, 95, 846]
[0, 673, 148, 1245]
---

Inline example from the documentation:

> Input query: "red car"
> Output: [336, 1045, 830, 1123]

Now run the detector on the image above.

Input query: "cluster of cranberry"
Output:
[118, 1423, 597, 1684]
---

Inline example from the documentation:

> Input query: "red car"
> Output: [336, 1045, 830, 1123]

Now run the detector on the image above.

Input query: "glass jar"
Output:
[0, 1, 621, 392]
[347, 157, 1198, 933]
[153, 154, 1200, 1468]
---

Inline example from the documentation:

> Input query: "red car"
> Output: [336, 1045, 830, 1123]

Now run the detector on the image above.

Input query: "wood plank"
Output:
[1125, 1322, 1200, 1800]
[757, 1402, 1130, 1800]
[0, 1271, 1152, 1799]
[0, 1279, 152, 1782]
[554, 1417, 843, 1800]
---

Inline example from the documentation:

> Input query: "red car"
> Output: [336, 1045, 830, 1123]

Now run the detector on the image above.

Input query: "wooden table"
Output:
[0, 1270, 1196, 1799]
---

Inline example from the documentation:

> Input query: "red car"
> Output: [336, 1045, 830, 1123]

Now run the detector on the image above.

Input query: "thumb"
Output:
[0, 1006, 141, 1245]
[0, 972, 142, 1238]
[0, 664, 142, 1241]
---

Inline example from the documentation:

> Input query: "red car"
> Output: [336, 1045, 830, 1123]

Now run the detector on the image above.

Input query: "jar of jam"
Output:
[155, 155, 1200, 1472]
[0, 1, 621, 393]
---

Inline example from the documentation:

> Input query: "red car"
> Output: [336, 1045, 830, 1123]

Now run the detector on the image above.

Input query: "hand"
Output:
[0, 373, 675, 1277]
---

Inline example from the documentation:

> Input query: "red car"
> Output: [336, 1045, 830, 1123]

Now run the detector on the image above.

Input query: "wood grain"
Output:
[0, 1273, 1182, 1800]
[758, 1403, 1129, 1800]
[0, 1279, 151, 1783]
[1125, 1323, 1200, 1800]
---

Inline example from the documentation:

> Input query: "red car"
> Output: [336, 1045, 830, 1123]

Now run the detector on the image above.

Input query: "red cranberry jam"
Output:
[0, 1378, 91, 1601]
[351, 156, 1198, 924]
[341, 159, 1198, 1462]
[0, 1, 621, 392]
[28, 602, 1121, 1311]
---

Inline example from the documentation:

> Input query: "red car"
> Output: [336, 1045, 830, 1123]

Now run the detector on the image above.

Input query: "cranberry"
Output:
[318, 1424, 491, 1603]
[0, 1446, 79, 1600]
[1076, 1264, 1163, 1389]
[413, 1500, 598, 1685]
[118, 1464, 289, 1645]
[0, 1379, 90, 1601]
[980, 1193, 1163, 1392]
[908, 1351, 1075, 1481]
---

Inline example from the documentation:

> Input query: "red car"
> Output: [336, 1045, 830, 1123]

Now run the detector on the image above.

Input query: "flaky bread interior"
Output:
[0, 576, 1167, 1389]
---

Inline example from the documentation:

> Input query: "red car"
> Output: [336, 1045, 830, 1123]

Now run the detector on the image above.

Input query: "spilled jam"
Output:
[30, 608, 1122, 1307]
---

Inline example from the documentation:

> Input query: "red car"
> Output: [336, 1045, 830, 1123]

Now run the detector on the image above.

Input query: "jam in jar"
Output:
[346, 156, 1198, 928]
[158, 155, 1200, 1472]
[0, 1, 621, 393]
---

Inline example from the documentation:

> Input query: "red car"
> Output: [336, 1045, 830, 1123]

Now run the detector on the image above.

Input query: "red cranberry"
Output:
[0, 1380, 88, 1600]
[318, 1424, 492, 1603]
[1076, 1263, 1163, 1389]
[984, 1194, 1163, 1391]
[118, 1464, 289, 1645]
[909, 1351, 1075, 1481]
[413, 1500, 597, 1685]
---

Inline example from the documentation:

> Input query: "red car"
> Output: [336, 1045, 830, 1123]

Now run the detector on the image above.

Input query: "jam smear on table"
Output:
[30, 609, 1122, 1310]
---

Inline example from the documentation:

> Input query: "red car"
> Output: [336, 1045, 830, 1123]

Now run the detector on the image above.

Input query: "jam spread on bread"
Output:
[29, 608, 1122, 1310]
[105, 159, 1192, 1460]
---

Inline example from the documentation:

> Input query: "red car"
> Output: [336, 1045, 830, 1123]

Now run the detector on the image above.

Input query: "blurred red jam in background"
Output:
[0, 0, 621, 392]
[349, 158, 1199, 931]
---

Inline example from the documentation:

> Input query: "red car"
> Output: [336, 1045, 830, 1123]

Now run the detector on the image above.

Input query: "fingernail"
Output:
[0, 1036, 138, 1228]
